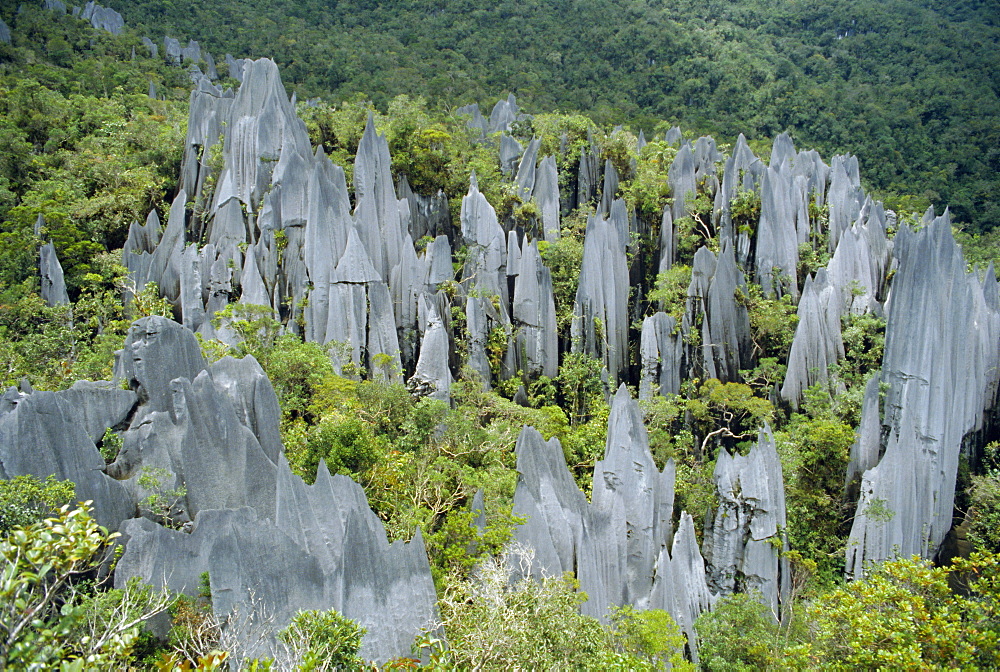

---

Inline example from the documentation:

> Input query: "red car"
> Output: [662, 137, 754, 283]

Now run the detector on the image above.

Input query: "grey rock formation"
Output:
[0, 18, 11, 44]
[535, 155, 561, 241]
[397, 175, 450, 244]
[116, 508, 327, 660]
[488, 94, 520, 134]
[226, 54, 247, 82]
[81, 2, 123, 34]
[780, 269, 845, 409]
[274, 460, 438, 662]
[755, 163, 799, 299]
[45, 0, 67, 14]
[142, 36, 158, 58]
[209, 355, 284, 464]
[846, 213, 1000, 577]
[572, 211, 629, 383]
[639, 312, 683, 399]
[0, 381, 136, 530]
[512, 387, 713, 647]
[163, 36, 182, 64]
[460, 176, 507, 302]
[510, 427, 595, 582]
[499, 134, 523, 176]
[825, 197, 890, 316]
[108, 317, 277, 524]
[669, 143, 697, 223]
[408, 295, 453, 402]
[845, 374, 882, 489]
[648, 512, 714, 662]
[456, 103, 488, 139]
[714, 134, 763, 267]
[582, 386, 676, 616]
[703, 242, 753, 383]
[512, 238, 558, 378]
[40, 242, 70, 307]
[681, 244, 753, 384]
[577, 132, 601, 207]
[703, 426, 789, 619]
[827, 154, 864, 254]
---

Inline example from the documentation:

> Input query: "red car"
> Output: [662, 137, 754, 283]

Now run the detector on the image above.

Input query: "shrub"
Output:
[277, 609, 366, 671]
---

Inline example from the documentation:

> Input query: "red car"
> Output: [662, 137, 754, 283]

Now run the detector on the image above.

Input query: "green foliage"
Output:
[435, 549, 635, 670]
[137, 467, 188, 529]
[730, 188, 761, 236]
[623, 141, 677, 218]
[608, 606, 693, 670]
[647, 265, 692, 324]
[838, 312, 886, 390]
[695, 592, 782, 672]
[557, 351, 605, 426]
[0, 474, 76, 534]
[776, 413, 855, 586]
[277, 609, 366, 671]
[738, 283, 798, 361]
[791, 554, 1000, 669]
[968, 446, 1000, 554]
[422, 504, 523, 591]
[539, 208, 587, 333]
[294, 415, 389, 485]
[0, 503, 172, 668]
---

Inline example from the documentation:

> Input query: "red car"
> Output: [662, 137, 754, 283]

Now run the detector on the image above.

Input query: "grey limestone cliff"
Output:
[703, 426, 789, 619]
[846, 213, 1000, 577]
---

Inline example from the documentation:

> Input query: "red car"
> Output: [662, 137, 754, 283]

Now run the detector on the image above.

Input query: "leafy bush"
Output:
[277, 609, 366, 671]
[791, 554, 1000, 670]
[0, 474, 75, 534]
[694, 592, 782, 671]
[0, 503, 172, 668]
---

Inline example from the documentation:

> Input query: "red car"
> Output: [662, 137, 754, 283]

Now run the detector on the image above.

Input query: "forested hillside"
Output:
[2, 1, 1000, 669]
[101, 0, 1000, 232]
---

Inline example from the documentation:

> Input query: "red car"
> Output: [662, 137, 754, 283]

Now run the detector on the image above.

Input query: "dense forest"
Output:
[100, 0, 1000, 233]
[2, 1, 1000, 669]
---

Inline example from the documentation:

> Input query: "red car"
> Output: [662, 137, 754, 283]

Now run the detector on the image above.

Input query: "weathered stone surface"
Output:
[780, 269, 844, 409]
[45, 0, 67, 14]
[109, 318, 278, 524]
[210, 355, 284, 464]
[456, 103, 488, 138]
[0, 18, 11, 44]
[669, 143, 697, 223]
[703, 242, 753, 383]
[648, 512, 714, 663]
[275, 459, 438, 662]
[39, 242, 70, 307]
[582, 386, 676, 615]
[639, 312, 682, 399]
[512, 238, 558, 378]
[535, 155, 560, 241]
[0, 382, 136, 530]
[142, 36, 158, 58]
[397, 175, 450, 243]
[572, 211, 629, 382]
[755, 164, 799, 299]
[845, 374, 882, 489]
[703, 426, 789, 619]
[511, 426, 590, 580]
[82, 2, 123, 34]
[408, 295, 453, 402]
[846, 213, 1000, 577]
[512, 388, 712, 644]
[488, 94, 520, 133]
[826, 197, 890, 315]
[460, 177, 507, 302]
[500, 134, 523, 176]
[827, 154, 863, 254]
